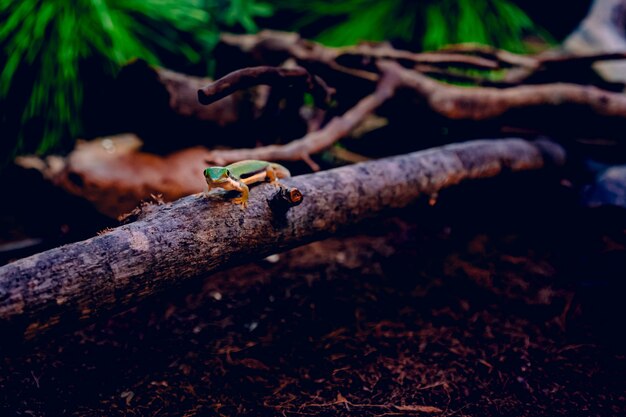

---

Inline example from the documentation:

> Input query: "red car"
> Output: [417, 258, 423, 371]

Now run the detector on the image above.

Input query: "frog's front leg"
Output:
[231, 180, 250, 208]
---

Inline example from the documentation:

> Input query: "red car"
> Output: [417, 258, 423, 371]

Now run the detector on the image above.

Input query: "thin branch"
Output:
[204, 65, 401, 168]
[540, 51, 626, 65]
[220, 31, 501, 71]
[413, 64, 513, 87]
[0, 139, 565, 337]
[435, 43, 537, 68]
[204, 59, 626, 167]
[218, 31, 626, 89]
[336, 43, 500, 70]
[198, 66, 334, 108]
[381, 60, 626, 120]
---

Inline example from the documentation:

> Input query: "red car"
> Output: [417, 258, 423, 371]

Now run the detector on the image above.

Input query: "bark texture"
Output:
[0, 139, 565, 338]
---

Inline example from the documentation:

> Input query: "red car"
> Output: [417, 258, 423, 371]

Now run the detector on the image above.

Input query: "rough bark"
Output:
[0, 139, 565, 338]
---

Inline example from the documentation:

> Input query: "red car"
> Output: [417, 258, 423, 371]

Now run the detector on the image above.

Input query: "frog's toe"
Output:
[232, 197, 248, 208]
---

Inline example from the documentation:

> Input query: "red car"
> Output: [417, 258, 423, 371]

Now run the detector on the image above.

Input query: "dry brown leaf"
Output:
[17, 134, 212, 218]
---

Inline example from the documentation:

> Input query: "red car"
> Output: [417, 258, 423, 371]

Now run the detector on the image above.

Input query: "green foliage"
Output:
[222, 0, 273, 32]
[284, 0, 417, 47]
[273, 0, 553, 52]
[0, 0, 272, 156]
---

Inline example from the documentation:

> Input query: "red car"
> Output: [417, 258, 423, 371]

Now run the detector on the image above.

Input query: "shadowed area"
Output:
[1, 175, 624, 417]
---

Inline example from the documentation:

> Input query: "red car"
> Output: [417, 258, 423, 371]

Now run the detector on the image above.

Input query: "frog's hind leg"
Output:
[266, 166, 281, 187]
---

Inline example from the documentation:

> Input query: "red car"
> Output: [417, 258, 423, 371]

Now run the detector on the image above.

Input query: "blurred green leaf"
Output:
[0, 0, 269, 158]
[272, 0, 553, 52]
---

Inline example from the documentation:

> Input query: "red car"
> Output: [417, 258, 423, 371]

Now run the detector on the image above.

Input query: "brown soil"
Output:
[1, 175, 625, 416]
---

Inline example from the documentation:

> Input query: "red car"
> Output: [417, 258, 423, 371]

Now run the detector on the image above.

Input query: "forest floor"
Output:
[1, 172, 625, 416]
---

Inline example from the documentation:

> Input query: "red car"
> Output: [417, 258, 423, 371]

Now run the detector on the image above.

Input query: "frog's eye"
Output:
[223, 169, 231, 178]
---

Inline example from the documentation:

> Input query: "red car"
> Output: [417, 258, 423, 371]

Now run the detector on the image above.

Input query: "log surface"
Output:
[0, 139, 565, 337]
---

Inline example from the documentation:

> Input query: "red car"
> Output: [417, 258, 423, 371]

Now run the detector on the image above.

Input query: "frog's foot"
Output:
[268, 176, 283, 188]
[232, 196, 248, 208]
[232, 182, 250, 208]
[266, 167, 282, 187]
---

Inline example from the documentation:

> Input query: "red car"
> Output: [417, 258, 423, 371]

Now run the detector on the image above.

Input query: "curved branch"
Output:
[205, 60, 626, 166]
[0, 139, 565, 337]
[219, 31, 502, 71]
[335, 45, 500, 70]
[198, 66, 334, 108]
[218, 31, 626, 89]
[204, 65, 401, 168]
[435, 43, 538, 68]
[382, 60, 626, 120]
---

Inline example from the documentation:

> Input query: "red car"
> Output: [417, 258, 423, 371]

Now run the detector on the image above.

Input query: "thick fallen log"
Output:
[0, 139, 565, 338]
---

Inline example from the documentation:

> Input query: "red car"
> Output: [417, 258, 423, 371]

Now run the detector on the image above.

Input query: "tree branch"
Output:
[384, 60, 626, 120]
[204, 60, 626, 167]
[203, 64, 401, 169]
[219, 31, 501, 72]
[198, 66, 334, 108]
[0, 139, 564, 338]
[218, 30, 626, 88]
